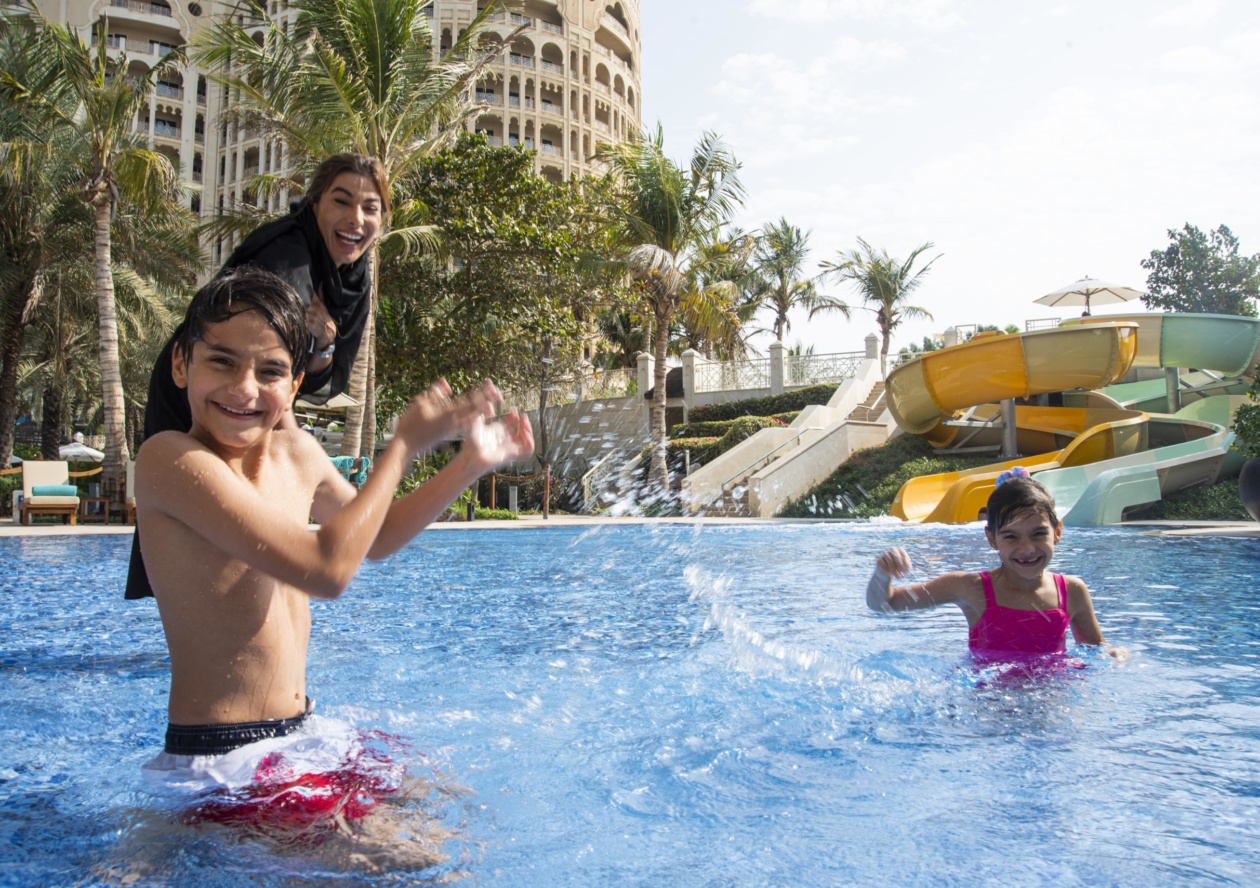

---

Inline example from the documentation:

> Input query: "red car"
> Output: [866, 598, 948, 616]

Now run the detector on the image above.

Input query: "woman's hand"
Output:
[307, 292, 337, 348]
[304, 292, 338, 375]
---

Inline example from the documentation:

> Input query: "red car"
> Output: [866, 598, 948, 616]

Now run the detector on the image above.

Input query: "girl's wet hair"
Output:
[306, 153, 390, 220]
[176, 267, 310, 375]
[986, 474, 1058, 533]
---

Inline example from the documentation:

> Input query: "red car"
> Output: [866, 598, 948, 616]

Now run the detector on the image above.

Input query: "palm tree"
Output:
[194, 0, 511, 457]
[2, 9, 186, 504]
[816, 238, 939, 377]
[596, 126, 745, 496]
[750, 218, 817, 343]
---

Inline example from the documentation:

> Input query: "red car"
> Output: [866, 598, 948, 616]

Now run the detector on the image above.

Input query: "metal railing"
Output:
[721, 428, 813, 491]
[586, 367, 636, 399]
[784, 350, 864, 386]
[695, 358, 770, 393]
[540, 60, 565, 75]
[112, 0, 173, 16]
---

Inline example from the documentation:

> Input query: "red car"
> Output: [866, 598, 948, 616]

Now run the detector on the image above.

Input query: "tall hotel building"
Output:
[26, 0, 642, 261]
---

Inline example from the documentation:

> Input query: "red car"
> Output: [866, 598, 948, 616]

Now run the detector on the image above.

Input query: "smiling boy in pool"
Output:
[134, 268, 533, 818]
[867, 469, 1125, 661]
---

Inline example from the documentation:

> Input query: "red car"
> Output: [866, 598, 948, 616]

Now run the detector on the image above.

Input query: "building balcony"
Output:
[110, 0, 173, 18]
[594, 80, 609, 94]
[243, 163, 259, 178]
[152, 123, 182, 140]
[509, 54, 535, 68]
[593, 119, 609, 132]
[539, 143, 563, 157]
[600, 14, 633, 54]
[475, 92, 503, 105]
[510, 12, 532, 26]
[192, 170, 203, 182]
[155, 83, 184, 100]
[540, 102, 562, 116]
[540, 20, 563, 35]
[540, 59, 564, 76]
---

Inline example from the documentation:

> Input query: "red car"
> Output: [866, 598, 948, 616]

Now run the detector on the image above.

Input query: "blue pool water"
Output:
[1, 522, 1259, 886]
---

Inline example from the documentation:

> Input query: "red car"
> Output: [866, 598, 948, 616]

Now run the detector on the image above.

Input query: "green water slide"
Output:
[1034, 314, 1260, 523]
[1035, 398, 1243, 525]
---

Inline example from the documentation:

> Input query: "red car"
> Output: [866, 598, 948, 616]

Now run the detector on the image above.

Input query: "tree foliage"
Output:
[595, 126, 745, 494]
[817, 238, 938, 377]
[374, 134, 628, 467]
[1140, 223, 1260, 317]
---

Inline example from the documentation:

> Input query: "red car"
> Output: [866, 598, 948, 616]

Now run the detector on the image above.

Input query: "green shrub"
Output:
[780, 435, 994, 518]
[1125, 477, 1250, 521]
[1232, 376, 1260, 458]
[671, 415, 788, 439]
[688, 384, 838, 423]
[473, 507, 519, 520]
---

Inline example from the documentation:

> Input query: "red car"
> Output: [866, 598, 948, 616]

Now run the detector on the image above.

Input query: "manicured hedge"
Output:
[687, 384, 838, 423]
[671, 415, 789, 439]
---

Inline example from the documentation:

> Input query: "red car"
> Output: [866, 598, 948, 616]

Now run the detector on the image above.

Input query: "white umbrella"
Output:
[59, 441, 104, 461]
[295, 391, 360, 411]
[1035, 276, 1145, 316]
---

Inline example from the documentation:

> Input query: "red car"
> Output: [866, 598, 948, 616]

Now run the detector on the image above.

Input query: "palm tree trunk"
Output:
[648, 303, 670, 496]
[362, 299, 377, 457]
[40, 381, 64, 461]
[0, 268, 36, 467]
[339, 347, 368, 458]
[93, 196, 130, 508]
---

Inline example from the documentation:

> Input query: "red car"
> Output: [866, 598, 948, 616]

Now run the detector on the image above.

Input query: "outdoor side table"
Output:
[80, 496, 110, 525]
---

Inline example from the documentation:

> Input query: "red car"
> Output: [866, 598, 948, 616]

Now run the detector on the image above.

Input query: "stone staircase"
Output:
[845, 382, 886, 423]
[695, 382, 889, 518]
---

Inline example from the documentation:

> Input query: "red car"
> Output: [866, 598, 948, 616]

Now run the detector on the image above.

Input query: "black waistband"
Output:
[164, 699, 312, 756]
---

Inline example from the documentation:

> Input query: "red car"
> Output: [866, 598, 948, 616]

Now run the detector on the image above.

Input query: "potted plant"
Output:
[1232, 371, 1260, 521]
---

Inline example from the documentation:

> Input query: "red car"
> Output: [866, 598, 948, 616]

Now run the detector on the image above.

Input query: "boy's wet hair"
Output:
[986, 475, 1058, 533]
[176, 267, 309, 375]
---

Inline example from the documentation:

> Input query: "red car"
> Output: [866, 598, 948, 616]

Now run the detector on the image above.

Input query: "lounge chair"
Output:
[330, 456, 372, 488]
[21, 461, 80, 525]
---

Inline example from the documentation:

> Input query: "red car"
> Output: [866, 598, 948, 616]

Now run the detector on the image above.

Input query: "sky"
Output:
[637, 0, 1260, 356]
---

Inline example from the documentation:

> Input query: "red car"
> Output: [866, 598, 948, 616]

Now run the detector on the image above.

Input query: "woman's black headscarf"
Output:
[221, 199, 373, 403]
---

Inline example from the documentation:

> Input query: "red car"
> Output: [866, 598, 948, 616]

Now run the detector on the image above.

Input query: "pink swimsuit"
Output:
[968, 570, 1070, 655]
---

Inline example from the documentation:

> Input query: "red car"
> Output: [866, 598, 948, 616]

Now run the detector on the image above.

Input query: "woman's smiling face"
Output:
[312, 172, 383, 267]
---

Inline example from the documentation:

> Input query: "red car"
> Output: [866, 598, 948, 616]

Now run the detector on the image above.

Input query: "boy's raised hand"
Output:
[394, 379, 502, 455]
[461, 409, 535, 473]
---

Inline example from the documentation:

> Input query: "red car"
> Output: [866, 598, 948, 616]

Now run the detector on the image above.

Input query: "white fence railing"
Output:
[694, 358, 770, 393]
[785, 351, 865, 387]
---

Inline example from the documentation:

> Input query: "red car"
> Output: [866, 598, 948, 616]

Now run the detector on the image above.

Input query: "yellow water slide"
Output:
[885, 323, 1139, 441]
[885, 324, 1140, 522]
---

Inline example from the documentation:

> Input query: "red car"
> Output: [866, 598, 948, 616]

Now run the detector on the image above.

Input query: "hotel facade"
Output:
[27, 0, 642, 261]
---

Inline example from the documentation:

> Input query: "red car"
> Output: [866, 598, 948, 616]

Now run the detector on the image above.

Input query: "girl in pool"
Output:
[867, 468, 1124, 659]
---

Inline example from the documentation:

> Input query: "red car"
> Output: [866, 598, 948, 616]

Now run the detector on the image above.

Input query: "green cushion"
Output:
[31, 484, 78, 497]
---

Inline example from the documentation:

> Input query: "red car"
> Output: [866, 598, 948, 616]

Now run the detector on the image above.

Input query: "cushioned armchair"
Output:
[21, 461, 80, 525]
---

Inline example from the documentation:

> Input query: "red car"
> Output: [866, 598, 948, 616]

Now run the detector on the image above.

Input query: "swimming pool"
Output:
[1, 522, 1258, 885]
